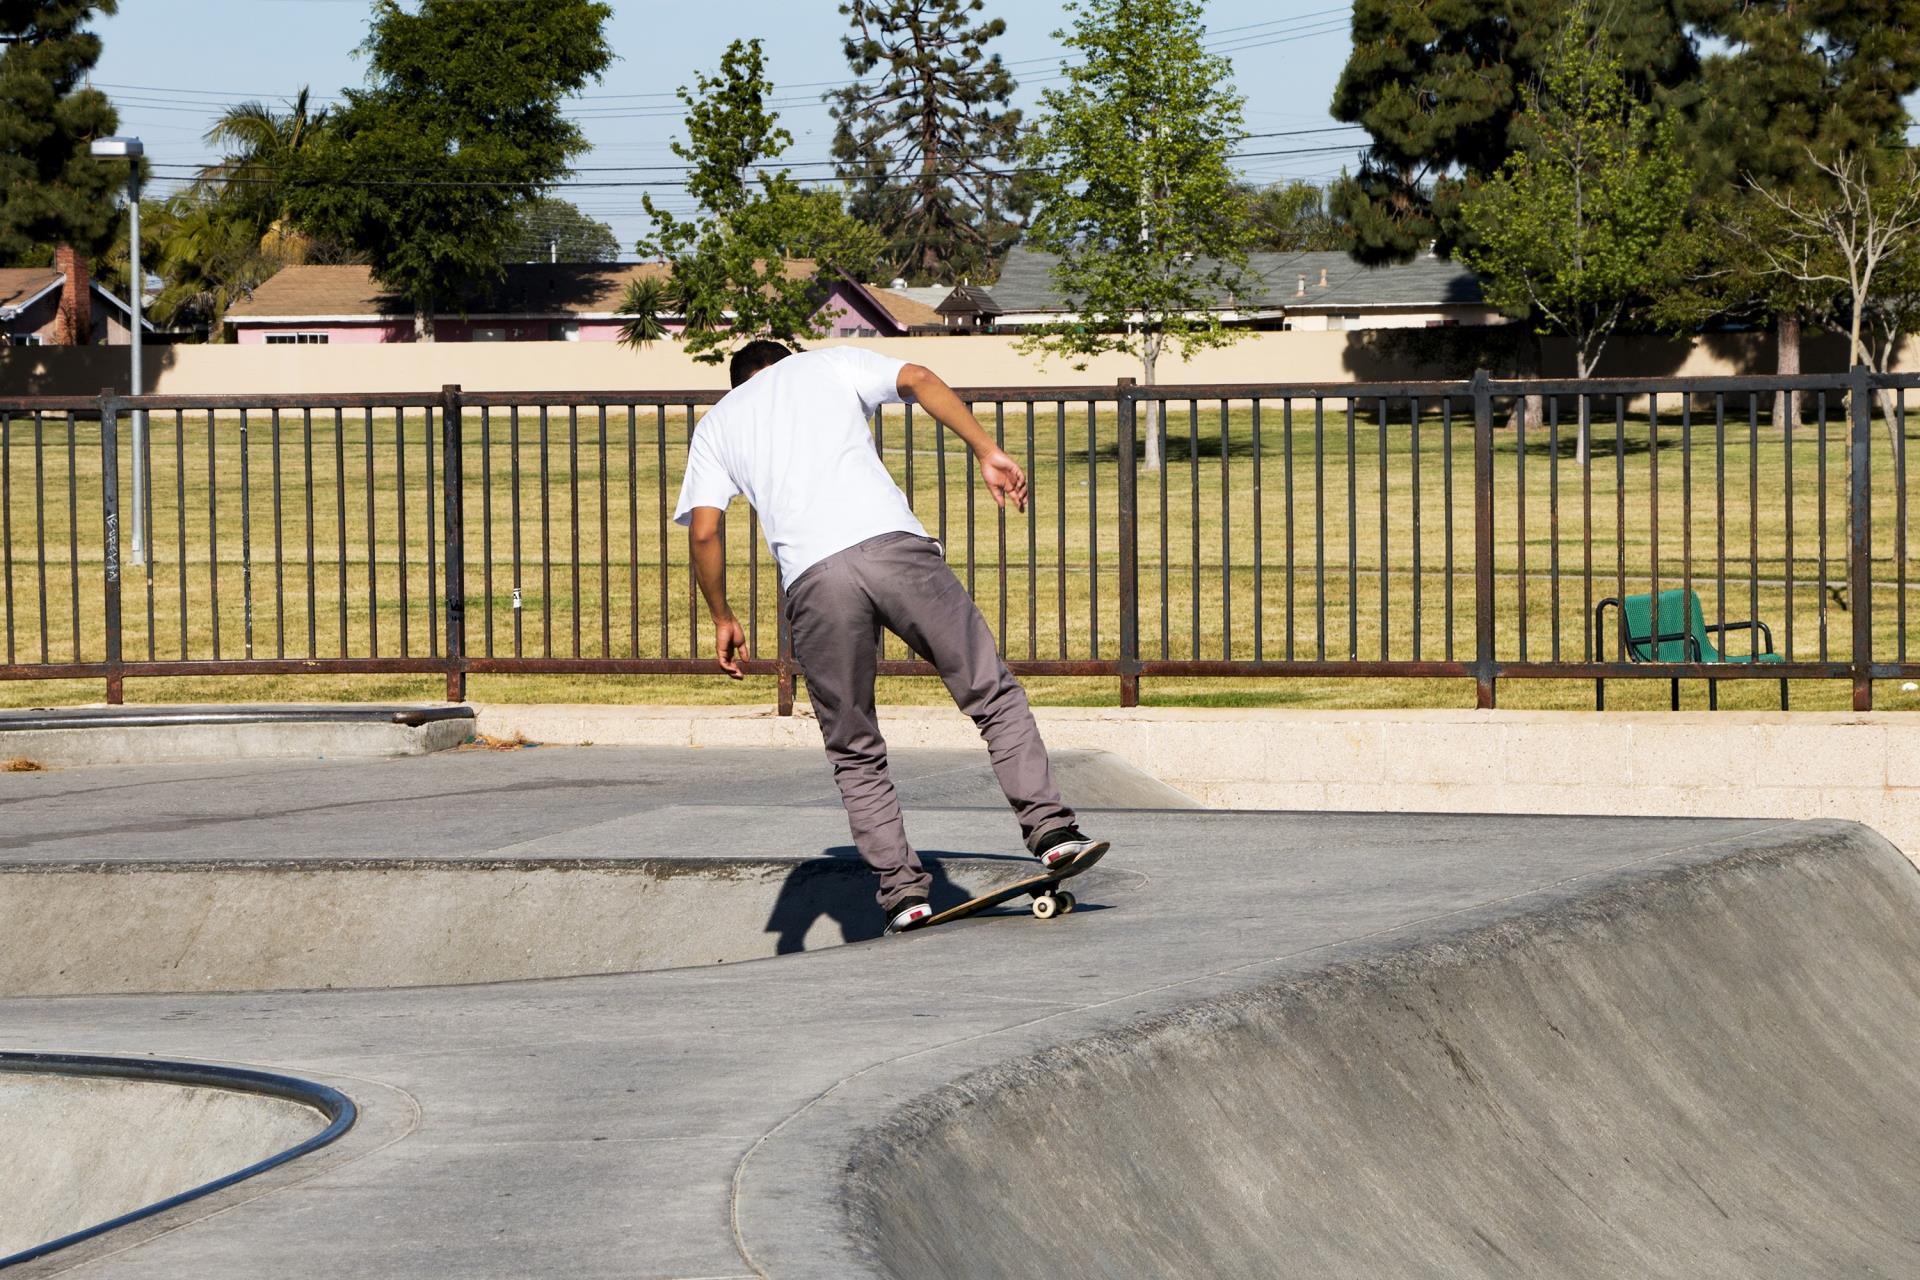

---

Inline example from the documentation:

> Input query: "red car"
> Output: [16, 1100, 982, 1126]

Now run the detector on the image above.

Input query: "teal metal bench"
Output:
[1594, 588, 1786, 709]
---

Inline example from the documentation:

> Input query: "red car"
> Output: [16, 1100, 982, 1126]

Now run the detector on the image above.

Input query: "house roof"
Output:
[867, 286, 944, 329]
[227, 262, 676, 321]
[0, 268, 61, 316]
[987, 248, 1486, 313]
[880, 284, 954, 311]
[936, 284, 1003, 317]
[0, 267, 154, 329]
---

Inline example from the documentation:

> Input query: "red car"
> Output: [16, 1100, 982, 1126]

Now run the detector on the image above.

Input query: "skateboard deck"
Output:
[894, 842, 1111, 934]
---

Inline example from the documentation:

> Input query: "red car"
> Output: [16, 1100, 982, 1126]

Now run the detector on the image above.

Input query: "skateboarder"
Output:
[675, 339, 1104, 933]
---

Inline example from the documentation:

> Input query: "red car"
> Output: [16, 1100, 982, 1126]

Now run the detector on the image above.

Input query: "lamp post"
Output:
[90, 135, 146, 567]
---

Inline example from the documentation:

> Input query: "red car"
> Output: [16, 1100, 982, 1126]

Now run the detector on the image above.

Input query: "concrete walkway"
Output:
[2, 746, 1916, 1277]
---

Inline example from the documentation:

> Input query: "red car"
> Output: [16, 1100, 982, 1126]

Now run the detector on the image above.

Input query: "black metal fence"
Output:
[3, 368, 1916, 711]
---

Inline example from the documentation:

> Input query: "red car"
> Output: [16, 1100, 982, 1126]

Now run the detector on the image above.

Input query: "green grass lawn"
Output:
[4, 393, 1918, 712]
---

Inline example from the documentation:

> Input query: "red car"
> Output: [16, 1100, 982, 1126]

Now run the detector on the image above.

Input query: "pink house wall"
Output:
[815, 282, 901, 338]
[231, 285, 888, 344]
[235, 323, 409, 345]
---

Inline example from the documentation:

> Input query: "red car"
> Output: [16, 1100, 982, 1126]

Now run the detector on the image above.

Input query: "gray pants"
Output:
[785, 531, 1076, 910]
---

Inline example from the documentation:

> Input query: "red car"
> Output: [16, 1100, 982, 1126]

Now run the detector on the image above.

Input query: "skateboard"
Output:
[894, 842, 1111, 934]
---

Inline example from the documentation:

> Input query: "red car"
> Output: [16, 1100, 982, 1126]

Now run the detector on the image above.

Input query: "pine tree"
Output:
[1329, 0, 1695, 264]
[0, 0, 125, 266]
[827, 0, 1024, 285]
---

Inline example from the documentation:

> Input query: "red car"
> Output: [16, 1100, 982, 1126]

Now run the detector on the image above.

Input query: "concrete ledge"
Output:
[475, 704, 1920, 858]
[0, 705, 473, 767]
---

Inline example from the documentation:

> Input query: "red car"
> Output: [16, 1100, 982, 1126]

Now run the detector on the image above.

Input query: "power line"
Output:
[140, 141, 1369, 193]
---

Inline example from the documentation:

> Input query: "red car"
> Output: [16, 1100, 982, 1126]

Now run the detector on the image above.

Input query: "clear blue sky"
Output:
[86, 1, 1361, 256]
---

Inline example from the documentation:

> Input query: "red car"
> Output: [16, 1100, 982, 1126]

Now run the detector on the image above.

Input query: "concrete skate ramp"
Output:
[0, 855, 1038, 996]
[849, 824, 1920, 1278]
[0, 1055, 346, 1266]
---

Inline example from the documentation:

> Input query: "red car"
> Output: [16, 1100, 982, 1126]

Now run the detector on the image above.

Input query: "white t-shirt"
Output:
[673, 347, 930, 584]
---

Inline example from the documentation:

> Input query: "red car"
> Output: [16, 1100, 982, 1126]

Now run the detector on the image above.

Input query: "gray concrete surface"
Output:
[0, 1073, 325, 1260]
[1, 744, 1915, 1278]
[0, 704, 473, 767]
[0, 747, 1184, 993]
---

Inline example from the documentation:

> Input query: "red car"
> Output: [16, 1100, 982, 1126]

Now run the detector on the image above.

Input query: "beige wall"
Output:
[2, 327, 1902, 398]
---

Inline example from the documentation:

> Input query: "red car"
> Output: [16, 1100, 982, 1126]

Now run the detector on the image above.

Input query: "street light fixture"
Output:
[90, 135, 147, 567]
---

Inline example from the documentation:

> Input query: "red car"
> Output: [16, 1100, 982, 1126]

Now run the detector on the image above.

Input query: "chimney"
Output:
[1296, 273, 1306, 297]
[54, 244, 92, 345]
[1318, 266, 1330, 289]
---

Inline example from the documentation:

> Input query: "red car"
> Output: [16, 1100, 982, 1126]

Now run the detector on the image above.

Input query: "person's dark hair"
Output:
[729, 339, 793, 387]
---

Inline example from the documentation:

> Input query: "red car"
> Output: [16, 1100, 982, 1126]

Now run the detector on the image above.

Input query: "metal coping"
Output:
[0, 1051, 356, 1270]
[0, 704, 473, 730]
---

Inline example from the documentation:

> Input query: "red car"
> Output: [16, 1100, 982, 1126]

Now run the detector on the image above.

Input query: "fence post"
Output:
[440, 385, 467, 703]
[1116, 378, 1140, 707]
[1849, 363, 1874, 711]
[1471, 369, 1497, 709]
[99, 388, 124, 705]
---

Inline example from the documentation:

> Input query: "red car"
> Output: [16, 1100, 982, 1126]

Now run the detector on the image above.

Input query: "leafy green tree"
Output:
[828, 0, 1025, 284]
[1459, 3, 1692, 388]
[0, 0, 125, 268]
[1018, 0, 1252, 470]
[654, 38, 790, 227]
[641, 38, 886, 364]
[284, 0, 613, 340]
[1240, 181, 1350, 252]
[1330, 0, 1695, 264]
[1671, 0, 1920, 417]
[501, 196, 619, 263]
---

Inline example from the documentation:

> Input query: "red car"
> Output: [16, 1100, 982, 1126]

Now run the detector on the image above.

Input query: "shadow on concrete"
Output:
[763, 848, 1030, 953]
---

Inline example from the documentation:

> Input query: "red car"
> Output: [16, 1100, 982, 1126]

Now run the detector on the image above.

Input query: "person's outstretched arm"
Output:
[687, 505, 745, 678]
[897, 363, 1028, 512]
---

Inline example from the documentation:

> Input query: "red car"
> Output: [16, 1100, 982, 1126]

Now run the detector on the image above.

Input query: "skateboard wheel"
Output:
[1031, 894, 1060, 920]
[1056, 891, 1076, 914]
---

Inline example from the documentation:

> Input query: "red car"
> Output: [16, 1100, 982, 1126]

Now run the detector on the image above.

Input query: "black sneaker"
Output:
[1032, 826, 1105, 871]
[885, 895, 933, 935]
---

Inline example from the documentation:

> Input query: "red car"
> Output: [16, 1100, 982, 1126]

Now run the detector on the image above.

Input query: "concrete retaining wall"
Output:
[474, 704, 1920, 860]
[0, 714, 471, 767]
[0, 857, 1040, 996]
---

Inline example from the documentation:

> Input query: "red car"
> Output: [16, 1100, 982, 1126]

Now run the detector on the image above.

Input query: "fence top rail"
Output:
[1483, 373, 1866, 396]
[0, 397, 107, 415]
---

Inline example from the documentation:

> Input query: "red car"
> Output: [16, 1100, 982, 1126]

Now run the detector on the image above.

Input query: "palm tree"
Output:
[617, 276, 682, 349]
[199, 87, 330, 228]
[146, 89, 343, 338]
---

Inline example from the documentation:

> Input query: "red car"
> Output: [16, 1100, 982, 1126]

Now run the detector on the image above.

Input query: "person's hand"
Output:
[979, 449, 1028, 513]
[714, 615, 746, 679]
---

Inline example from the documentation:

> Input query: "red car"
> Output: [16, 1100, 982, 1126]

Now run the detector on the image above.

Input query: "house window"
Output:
[472, 327, 507, 342]
[5, 333, 43, 346]
[549, 320, 581, 342]
[265, 332, 329, 345]
[858, 327, 877, 338]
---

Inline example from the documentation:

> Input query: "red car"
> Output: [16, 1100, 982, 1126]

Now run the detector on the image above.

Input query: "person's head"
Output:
[729, 339, 793, 388]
